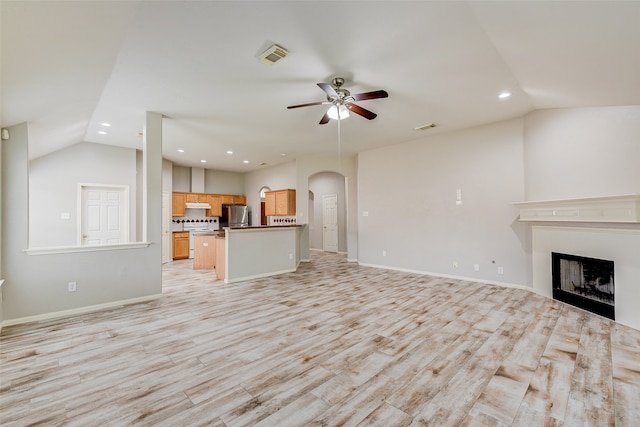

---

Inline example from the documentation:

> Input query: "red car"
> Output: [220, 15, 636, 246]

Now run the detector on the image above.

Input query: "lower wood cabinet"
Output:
[172, 231, 189, 260]
[215, 236, 226, 280]
[193, 234, 216, 270]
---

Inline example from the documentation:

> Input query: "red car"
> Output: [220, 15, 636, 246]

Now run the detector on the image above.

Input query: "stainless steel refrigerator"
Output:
[222, 205, 249, 227]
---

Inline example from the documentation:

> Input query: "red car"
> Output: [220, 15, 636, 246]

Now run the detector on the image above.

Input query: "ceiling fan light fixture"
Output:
[327, 104, 350, 121]
[258, 44, 288, 65]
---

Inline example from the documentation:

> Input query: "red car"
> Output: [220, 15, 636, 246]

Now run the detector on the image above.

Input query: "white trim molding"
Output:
[514, 194, 640, 223]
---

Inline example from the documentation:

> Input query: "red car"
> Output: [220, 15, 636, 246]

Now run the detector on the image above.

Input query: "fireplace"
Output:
[551, 252, 615, 320]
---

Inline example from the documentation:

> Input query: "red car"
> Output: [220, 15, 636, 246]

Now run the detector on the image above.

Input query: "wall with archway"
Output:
[296, 156, 358, 261]
[243, 155, 357, 261]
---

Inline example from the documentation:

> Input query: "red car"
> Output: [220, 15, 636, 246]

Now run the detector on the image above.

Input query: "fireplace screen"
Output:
[551, 252, 614, 320]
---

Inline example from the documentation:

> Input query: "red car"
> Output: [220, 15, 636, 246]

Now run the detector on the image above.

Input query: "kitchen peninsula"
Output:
[216, 224, 305, 283]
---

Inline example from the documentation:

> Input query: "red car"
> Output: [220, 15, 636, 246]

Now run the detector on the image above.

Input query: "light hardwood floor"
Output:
[1, 251, 639, 426]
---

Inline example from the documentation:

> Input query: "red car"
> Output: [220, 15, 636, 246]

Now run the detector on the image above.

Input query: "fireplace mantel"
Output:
[514, 194, 640, 223]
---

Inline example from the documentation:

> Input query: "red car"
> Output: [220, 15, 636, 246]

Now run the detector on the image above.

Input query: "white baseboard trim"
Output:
[224, 268, 297, 284]
[357, 262, 531, 291]
[1, 294, 163, 328]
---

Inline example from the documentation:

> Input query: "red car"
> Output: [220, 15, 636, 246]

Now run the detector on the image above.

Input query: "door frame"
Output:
[77, 183, 130, 245]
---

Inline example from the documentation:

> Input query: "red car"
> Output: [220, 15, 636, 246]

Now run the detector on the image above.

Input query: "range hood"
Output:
[185, 202, 211, 209]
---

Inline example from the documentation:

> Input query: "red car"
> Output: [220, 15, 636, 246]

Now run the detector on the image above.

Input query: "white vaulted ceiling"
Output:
[2, 1, 639, 172]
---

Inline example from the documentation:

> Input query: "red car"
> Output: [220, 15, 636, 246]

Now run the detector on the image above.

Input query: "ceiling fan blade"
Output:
[319, 112, 330, 125]
[346, 103, 377, 120]
[317, 82, 338, 97]
[287, 101, 328, 109]
[351, 90, 389, 101]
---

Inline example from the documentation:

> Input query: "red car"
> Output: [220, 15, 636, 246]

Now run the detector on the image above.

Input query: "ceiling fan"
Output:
[287, 77, 388, 124]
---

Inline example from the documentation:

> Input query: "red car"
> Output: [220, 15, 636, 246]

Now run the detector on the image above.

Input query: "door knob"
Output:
[82, 234, 88, 238]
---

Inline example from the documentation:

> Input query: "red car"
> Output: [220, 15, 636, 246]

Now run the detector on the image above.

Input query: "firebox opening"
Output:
[551, 252, 615, 320]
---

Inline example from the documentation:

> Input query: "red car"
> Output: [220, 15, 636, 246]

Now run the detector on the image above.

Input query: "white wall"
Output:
[309, 172, 347, 252]
[29, 142, 138, 247]
[524, 106, 640, 200]
[205, 169, 245, 195]
[1, 117, 163, 323]
[243, 160, 297, 227]
[172, 165, 191, 192]
[357, 118, 527, 285]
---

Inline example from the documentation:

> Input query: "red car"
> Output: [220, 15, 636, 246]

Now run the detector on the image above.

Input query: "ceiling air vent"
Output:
[258, 44, 288, 65]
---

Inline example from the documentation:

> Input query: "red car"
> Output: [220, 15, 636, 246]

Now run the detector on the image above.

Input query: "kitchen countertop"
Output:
[226, 225, 303, 230]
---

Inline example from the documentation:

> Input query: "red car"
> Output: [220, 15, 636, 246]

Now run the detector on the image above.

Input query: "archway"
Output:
[308, 172, 346, 253]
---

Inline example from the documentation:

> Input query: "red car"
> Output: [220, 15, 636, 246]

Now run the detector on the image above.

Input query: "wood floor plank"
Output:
[1, 251, 638, 426]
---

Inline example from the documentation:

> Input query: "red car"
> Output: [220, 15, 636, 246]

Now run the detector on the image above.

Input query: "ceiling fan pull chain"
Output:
[337, 111, 342, 173]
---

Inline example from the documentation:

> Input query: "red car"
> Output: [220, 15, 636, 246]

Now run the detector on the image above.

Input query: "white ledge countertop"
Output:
[25, 242, 152, 256]
[513, 194, 640, 223]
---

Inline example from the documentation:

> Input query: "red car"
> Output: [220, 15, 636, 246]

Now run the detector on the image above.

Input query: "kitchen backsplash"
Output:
[171, 217, 218, 231]
[268, 216, 297, 226]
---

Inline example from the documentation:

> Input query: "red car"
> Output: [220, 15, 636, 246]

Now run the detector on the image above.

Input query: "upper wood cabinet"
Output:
[185, 193, 208, 203]
[220, 195, 234, 205]
[206, 194, 222, 217]
[172, 192, 186, 216]
[265, 191, 276, 216]
[173, 192, 245, 217]
[265, 189, 296, 216]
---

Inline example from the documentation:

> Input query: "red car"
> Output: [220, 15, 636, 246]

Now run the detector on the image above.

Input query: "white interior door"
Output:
[80, 185, 128, 245]
[323, 194, 338, 253]
[162, 191, 171, 263]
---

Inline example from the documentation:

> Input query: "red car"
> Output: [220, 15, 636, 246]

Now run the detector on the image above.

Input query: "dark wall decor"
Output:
[551, 252, 615, 320]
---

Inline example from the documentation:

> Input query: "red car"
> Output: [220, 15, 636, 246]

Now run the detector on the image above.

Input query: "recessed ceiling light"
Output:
[200, 160, 207, 163]
[281, 153, 287, 157]
[100, 122, 111, 127]
[97, 131, 107, 135]
[177, 149, 184, 153]
[498, 92, 511, 99]
[243, 160, 249, 164]
[226, 150, 233, 155]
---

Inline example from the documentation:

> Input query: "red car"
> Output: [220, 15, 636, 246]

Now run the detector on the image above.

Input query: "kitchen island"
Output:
[219, 225, 305, 283]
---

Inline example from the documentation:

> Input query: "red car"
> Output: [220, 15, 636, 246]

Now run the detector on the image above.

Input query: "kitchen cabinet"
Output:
[220, 195, 235, 205]
[206, 194, 222, 217]
[173, 192, 244, 218]
[172, 193, 186, 216]
[186, 193, 208, 203]
[215, 236, 226, 280]
[264, 191, 276, 216]
[265, 189, 296, 216]
[193, 234, 216, 270]
[172, 231, 190, 260]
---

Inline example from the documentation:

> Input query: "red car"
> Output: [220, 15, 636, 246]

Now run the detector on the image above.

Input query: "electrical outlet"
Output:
[452, 261, 458, 269]
[498, 267, 504, 275]
[289, 253, 293, 260]
[382, 250, 387, 257]
[474, 264, 480, 271]
[68, 281, 77, 292]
